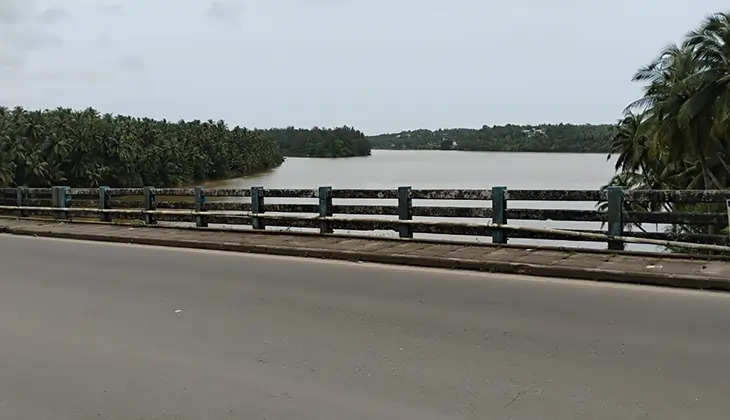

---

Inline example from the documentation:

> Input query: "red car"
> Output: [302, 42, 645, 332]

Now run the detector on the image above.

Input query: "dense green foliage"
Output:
[0, 107, 284, 187]
[608, 12, 730, 192]
[261, 126, 371, 157]
[606, 12, 730, 237]
[368, 124, 615, 153]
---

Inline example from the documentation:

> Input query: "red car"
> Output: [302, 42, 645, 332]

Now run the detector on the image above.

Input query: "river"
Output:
[206, 150, 616, 190]
[203, 150, 641, 249]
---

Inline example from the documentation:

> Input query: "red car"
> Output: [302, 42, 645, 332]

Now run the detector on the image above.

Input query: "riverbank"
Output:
[367, 124, 615, 153]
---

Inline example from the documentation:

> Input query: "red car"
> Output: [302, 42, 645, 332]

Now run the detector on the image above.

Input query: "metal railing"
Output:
[1, 186, 729, 252]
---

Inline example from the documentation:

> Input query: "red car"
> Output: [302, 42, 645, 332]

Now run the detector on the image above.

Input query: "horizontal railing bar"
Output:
[332, 189, 398, 199]
[508, 190, 604, 201]
[264, 189, 317, 198]
[414, 206, 489, 218]
[2, 199, 727, 225]
[151, 188, 196, 196]
[626, 211, 727, 225]
[0, 188, 17, 198]
[205, 202, 251, 211]
[108, 188, 144, 196]
[249, 213, 497, 236]
[69, 188, 99, 197]
[5, 188, 53, 198]
[532, 228, 729, 245]
[106, 188, 249, 198]
[625, 190, 730, 203]
[265, 204, 319, 213]
[6, 187, 730, 204]
[507, 209, 602, 221]
[1, 198, 53, 206]
[200, 189, 250, 197]
[506, 189, 730, 203]
[157, 201, 196, 209]
[336, 205, 400, 216]
[411, 190, 492, 200]
[27, 188, 53, 196]
[613, 230, 730, 245]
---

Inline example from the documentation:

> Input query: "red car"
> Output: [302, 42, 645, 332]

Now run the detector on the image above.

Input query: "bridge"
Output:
[1, 186, 730, 418]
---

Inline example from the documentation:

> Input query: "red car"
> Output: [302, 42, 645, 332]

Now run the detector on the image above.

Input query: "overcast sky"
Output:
[1, 1, 727, 134]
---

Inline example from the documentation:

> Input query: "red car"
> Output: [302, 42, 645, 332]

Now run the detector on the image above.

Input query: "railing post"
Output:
[492, 186, 508, 244]
[251, 186, 265, 230]
[143, 186, 157, 225]
[319, 186, 333, 234]
[398, 186, 413, 238]
[727, 200, 730, 242]
[52, 186, 71, 220]
[99, 186, 111, 222]
[16, 186, 27, 217]
[607, 186, 625, 251]
[195, 186, 208, 228]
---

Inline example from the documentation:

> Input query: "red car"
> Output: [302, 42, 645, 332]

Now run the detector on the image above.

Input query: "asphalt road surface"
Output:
[1, 234, 729, 419]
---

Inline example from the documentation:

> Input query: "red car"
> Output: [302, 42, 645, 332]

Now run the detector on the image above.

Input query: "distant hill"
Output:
[367, 124, 615, 153]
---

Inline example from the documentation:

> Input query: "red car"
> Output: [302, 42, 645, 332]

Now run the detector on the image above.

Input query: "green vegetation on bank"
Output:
[368, 124, 616, 153]
[261, 126, 371, 157]
[606, 11, 730, 238]
[0, 107, 284, 187]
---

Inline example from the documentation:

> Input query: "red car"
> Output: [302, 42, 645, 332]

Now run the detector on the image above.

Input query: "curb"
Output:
[2, 223, 729, 292]
[3, 215, 728, 262]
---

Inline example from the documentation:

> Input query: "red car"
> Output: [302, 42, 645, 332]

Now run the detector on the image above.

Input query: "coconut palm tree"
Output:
[607, 12, 730, 239]
[614, 12, 730, 191]
[0, 107, 284, 187]
[682, 12, 730, 188]
[609, 110, 651, 174]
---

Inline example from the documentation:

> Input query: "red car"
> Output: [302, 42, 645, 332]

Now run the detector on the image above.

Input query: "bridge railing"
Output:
[1, 186, 729, 251]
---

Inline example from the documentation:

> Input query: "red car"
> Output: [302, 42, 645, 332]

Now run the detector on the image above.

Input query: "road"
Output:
[1, 234, 729, 419]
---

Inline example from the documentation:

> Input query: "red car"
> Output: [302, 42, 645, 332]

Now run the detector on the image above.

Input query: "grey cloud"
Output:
[37, 7, 71, 24]
[97, 3, 123, 16]
[0, 50, 23, 70]
[16, 31, 62, 51]
[207, 1, 244, 25]
[0, 28, 63, 70]
[119, 55, 145, 72]
[0, 0, 25, 24]
[97, 36, 113, 49]
[33, 69, 110, 83]
[0, 0, 64, 71]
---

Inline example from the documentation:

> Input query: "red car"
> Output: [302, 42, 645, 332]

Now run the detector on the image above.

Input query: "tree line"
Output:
[607, 11, 729, 237]
[367, 124, 615, 153]
[0, 107, 284, 187]
[260, 126, 371, 157]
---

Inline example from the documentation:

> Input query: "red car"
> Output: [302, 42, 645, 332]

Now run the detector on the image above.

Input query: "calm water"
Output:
[204, 150, 637, 249]
[207, 150, 616, 190]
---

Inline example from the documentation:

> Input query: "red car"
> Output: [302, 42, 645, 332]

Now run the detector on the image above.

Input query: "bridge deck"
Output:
[1, 217, 729, 291]
[4, 233, 730, 418]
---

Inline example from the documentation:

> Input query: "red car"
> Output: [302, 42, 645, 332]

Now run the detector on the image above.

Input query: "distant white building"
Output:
[522, 128, 547, 138]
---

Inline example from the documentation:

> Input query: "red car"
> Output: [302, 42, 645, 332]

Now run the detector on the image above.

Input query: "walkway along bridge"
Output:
[1, 185, 729, 252]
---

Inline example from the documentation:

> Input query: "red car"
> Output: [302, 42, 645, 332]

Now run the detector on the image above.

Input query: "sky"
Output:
[1, 0, 727, 134]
